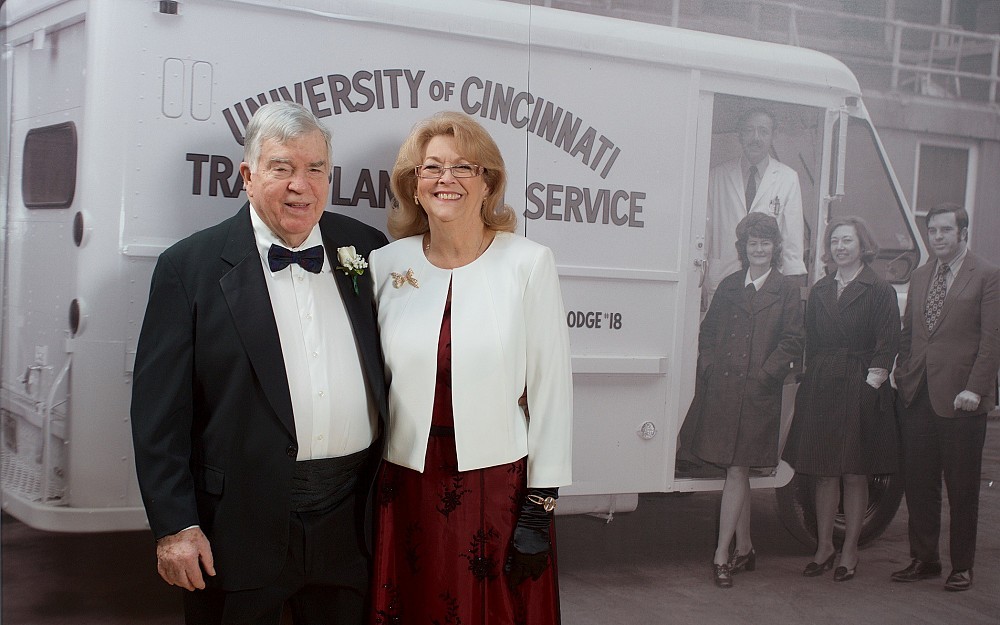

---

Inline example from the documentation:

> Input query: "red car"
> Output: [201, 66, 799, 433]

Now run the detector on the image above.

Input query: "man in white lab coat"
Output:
[705, 108, 806, 303]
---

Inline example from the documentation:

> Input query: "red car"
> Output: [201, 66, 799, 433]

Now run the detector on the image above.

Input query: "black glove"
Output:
[505, 487, 558, 589]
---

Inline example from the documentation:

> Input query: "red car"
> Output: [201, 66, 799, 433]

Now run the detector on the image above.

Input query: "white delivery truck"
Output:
[1, 0, 923, 545]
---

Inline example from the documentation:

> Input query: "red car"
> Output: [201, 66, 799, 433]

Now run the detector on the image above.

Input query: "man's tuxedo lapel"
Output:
[219, 205, 296, 439]
[320, 220, 367, 328]
[319, 215, 385, 412]
[933, 254, 977, 333]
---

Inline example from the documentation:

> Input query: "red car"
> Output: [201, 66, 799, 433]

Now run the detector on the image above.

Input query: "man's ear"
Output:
[239, 162, 254, 196]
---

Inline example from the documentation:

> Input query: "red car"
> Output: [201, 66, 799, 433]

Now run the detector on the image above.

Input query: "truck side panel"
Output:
[3, 0, 919, 531]
[2, 18, 86, 521]
[521, 47, 701, 496]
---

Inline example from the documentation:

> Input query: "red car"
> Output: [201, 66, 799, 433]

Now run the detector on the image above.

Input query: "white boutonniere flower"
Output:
[335, 246, 368, 295]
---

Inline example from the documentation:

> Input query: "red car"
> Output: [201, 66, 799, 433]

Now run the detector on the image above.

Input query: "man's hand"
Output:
[954, 390, 982, 413]
[866, 368, 889, 389]
[156, 527, 216, 591]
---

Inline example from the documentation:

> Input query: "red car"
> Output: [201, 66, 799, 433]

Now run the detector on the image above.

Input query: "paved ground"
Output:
[557, 417, 1000, 625]
[2, 418, 998, 624]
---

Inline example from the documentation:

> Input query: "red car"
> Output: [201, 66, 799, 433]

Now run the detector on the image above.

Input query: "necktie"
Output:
[268, 244, 324, 273]
[745, 282, 757, 303]
[924, 263, 949, 330]
[745, 165, 758, 212]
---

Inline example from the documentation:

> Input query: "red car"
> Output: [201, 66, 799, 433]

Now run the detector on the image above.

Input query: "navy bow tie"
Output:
[268, 244, 324, 273]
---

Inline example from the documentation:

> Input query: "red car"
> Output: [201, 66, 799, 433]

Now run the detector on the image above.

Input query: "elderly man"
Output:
[131, 101, 388, 624]
[892, 203, 1000, 592]
[705, 107, 806, 302]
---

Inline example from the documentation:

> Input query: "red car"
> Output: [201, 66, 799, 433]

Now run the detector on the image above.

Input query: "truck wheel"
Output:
[775, 473, 903, 548]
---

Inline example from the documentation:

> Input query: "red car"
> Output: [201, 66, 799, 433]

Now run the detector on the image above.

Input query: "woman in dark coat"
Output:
[684, 212, 803, 588]
[782, 216, 900, 582]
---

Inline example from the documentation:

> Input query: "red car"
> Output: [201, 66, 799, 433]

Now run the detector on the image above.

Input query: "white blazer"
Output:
[369, 231, 573, 487]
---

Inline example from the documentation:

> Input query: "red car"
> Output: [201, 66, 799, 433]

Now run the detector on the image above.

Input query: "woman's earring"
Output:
[414, 195, 420, 206]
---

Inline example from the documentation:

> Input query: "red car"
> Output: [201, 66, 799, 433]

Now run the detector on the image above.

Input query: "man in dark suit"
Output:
[131, 101, 388, 624]
[892, 203, 1000, 592]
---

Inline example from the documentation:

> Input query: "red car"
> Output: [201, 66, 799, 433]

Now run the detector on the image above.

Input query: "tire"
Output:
[775, 472, 904, 548]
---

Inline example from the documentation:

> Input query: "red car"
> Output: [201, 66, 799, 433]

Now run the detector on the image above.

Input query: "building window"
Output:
[913, 142, 975, 246]
[22, 122, 78, 209]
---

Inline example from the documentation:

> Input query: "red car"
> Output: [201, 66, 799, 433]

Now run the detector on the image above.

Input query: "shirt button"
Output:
[316, 434, 324, 441]
[286, 445, 297, 458]
[312, 351, 319, 358]
[306, 314, 313, 320]
[318, 390, 325, 397]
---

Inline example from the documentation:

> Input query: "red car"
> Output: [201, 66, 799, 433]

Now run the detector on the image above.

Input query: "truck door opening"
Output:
[678, 94, 824, 482]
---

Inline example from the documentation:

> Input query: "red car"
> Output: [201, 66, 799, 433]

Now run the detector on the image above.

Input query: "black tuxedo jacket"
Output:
[130, 204, 388, 591]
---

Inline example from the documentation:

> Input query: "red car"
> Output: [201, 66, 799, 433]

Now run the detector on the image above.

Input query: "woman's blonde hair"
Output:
[388, 111, 517, 239]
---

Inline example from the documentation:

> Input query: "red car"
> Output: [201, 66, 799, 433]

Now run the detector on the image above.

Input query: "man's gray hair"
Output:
[243, 101, 332, 172]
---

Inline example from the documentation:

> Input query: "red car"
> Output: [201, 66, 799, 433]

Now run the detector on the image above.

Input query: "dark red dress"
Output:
[369, 297, 561, 625]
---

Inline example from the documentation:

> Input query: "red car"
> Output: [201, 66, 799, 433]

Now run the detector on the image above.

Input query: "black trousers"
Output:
[182, 495, 368, 625]
[900, 381, 987, 571]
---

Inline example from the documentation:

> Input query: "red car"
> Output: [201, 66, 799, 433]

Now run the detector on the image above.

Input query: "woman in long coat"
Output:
[684, 212, 803, 587]
[782, 216, 899, 582]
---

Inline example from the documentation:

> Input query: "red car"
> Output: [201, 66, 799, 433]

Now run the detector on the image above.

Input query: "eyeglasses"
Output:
[415, 164, 484, 179]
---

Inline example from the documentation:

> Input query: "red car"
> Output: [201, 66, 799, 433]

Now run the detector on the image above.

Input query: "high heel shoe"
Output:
[713, 563, 733, 588]
[802, 552, 836, 577]
[834, 562, 857, 582]
[729, 548, 757, 574]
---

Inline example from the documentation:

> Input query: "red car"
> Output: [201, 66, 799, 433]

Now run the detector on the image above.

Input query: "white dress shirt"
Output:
[744, 266, 773, 290]
[250, 207, 375, 459]
[935, 245, 969, 293]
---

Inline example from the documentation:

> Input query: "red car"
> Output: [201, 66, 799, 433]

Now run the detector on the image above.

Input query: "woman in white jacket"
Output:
[367, 112, 573, 625]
